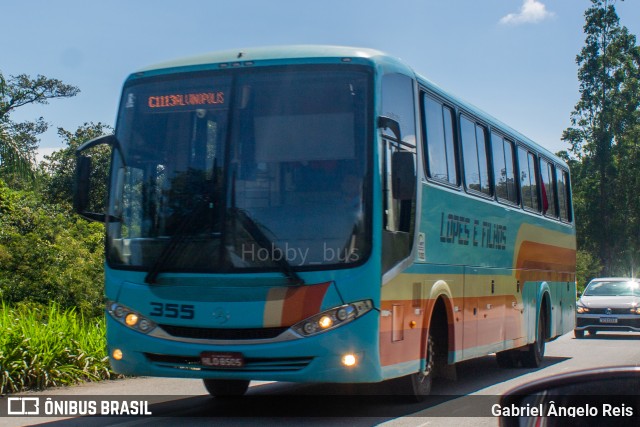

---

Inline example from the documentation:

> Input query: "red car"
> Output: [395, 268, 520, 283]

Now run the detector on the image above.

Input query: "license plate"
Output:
[599, 317, 618, 324]
[201, 352, 245, 368]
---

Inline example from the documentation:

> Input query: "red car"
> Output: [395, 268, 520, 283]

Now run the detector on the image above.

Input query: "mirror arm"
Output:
[378, 116, 402, 141]
[76, 134, 116, 154]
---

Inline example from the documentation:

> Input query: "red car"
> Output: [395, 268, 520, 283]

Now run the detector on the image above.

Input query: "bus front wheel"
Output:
[203, 379, 250, 398]
[390, 334, 434, 402]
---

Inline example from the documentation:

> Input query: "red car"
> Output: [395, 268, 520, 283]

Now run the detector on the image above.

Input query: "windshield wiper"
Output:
[230, 207, 304, 285]
[144, 197, 214, 284]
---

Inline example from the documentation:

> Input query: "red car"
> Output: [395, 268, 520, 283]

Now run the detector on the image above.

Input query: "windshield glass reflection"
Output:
[584, 281, 640, 297]
[108, 67, 371, 274]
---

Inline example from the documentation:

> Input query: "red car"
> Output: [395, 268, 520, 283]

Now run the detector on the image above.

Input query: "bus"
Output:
[74, 45, 576, 400]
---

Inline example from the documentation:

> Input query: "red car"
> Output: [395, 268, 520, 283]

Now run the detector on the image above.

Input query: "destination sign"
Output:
[147, 91, 225, 109]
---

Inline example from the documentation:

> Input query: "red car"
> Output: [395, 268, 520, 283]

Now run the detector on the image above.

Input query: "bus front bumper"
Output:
[105, 309, 382, 383]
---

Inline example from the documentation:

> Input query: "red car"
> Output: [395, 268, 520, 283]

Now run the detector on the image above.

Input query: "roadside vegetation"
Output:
[0, 302, 119, 393]
[1, 71, 115, 393]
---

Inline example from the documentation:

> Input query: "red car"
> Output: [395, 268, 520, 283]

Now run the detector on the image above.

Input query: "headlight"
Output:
[576, 305, 589, 314]
[292, 300, 373, 337]
[630, 307, 640, 315]
[107, 301, 157, 334]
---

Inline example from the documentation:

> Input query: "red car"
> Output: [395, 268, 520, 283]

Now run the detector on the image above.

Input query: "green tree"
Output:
[0, 72, 79, 185]
[40, 122, 112, 210]
[562, 0, 640, 275]
[0, 180, 104, 316]
[576, 249, 603, 293]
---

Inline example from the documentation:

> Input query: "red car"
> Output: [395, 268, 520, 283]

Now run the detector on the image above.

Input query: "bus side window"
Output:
[491, 132, 517, 205]
[540, 159, 558, 218]
[557, 168, 571, 222]
[518, 146, 540, 212]
[461, 116, 491, 196]
[381, 74, 417, 273]
[423, 94, 458, 185]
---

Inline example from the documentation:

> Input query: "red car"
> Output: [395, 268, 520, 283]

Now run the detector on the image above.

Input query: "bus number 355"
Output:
[149, 302, 195, 319]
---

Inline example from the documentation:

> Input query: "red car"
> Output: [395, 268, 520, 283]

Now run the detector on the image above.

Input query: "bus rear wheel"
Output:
[203, 379, 250, 398]
[521, 310, 546, 368]
[391, 334, 434, 402]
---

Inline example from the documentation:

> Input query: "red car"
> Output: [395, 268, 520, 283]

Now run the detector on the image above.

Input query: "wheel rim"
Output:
[421, 334, 435, 379]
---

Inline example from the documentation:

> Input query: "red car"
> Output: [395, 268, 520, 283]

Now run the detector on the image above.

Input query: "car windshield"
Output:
[584, 280, 640, 297]
[107, 66, 372, 274]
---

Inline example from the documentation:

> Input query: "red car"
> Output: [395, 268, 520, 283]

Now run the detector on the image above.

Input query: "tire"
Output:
[203, 379, 250, 398]
[496, 349, 519, 368]
[390, 333, 434, 402]
[574, 329, 585, 339]
[521, 309, 546, 368]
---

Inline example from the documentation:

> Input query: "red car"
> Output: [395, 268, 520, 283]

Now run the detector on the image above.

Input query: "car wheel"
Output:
[203, 379, 250, 398]
[574, 329, 584, 339]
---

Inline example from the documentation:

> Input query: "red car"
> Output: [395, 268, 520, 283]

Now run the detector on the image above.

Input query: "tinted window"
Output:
[110, 67, 372, 271]
[557, 169, 571, 222]
[381, 73, 416, 145]
[461, 116, 491, 195]
[491, 132, 517, 204]
[518, 146, 539, 212]
[381, 74, 417, 272]
[540, 159, 558, 218]
[424, 95, 457, 185]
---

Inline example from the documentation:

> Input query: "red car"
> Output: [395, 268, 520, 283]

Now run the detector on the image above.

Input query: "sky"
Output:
[2, 0, 640, 162]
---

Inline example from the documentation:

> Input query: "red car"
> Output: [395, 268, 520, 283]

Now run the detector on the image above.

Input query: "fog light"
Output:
[342, 354, 357, 367]
[318, 316, 333, 329]
[112, 349, 123, 360]
[125, 313, 139, 326]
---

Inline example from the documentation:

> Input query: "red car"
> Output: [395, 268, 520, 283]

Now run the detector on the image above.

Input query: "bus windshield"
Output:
[107, 66, 371, 275]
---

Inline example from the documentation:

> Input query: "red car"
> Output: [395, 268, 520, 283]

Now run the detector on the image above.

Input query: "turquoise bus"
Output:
[74, 46, 576, 400]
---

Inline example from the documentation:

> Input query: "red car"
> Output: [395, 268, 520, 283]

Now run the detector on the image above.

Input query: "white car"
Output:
[575, 277, 640, 338]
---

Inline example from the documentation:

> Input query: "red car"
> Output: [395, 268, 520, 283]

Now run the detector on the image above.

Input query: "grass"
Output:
[0, 301, 120, 394]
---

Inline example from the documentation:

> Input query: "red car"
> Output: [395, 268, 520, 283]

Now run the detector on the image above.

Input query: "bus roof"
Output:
[135, 45, 565, 166]
[136, 45, 390, 73]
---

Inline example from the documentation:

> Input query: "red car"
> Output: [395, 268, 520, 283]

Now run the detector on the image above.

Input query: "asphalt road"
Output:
[2, 331, 639, 427]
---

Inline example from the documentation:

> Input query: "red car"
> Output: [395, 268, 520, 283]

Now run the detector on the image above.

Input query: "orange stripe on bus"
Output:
[516, 241, 576, 272]
[264, 282, 331, 327]
[379, 295, 524, 367]
[281, 283, 330, 325]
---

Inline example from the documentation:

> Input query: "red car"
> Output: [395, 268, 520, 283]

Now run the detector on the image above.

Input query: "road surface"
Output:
[2, 331, 639, 427]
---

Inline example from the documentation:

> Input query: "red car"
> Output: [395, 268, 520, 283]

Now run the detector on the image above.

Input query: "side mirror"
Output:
[378, 116, 402, 141]
[73, 155, 92, 214]
[73, 134, 117, 222]
[391, 151, 416, 201]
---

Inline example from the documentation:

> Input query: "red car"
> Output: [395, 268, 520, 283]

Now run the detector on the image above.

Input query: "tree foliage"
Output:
[40, 122, 112, 210]
[562, 0, 640, 275]
[0, 180, 105, 317]
[0, 71, 79, 185]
